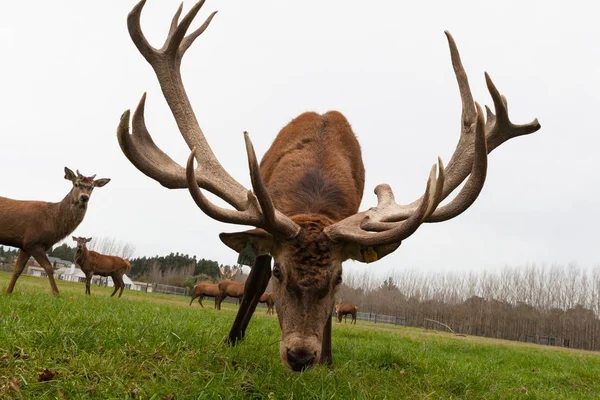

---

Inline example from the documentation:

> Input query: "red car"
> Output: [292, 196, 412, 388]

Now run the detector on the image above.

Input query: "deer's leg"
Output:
[225, 255, 272, 346]
[110, 276, 119, 297]
[189, 293, 198, 306]
[5, 250, 30, 294]
[28, 249, 60, 296]
[85, 272, 92, 295]
[319, 312, 333, 365]
[117, 275, 125, 298]
[198, 294, 204, 308]
[216, 294, 225, 310]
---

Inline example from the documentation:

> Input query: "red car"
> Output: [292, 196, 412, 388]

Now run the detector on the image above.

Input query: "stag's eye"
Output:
[272, 264, 282, 280]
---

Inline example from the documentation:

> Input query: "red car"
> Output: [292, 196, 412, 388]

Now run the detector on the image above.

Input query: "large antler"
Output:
[325, 31, 541, 245]
[118, 0, 300, 239]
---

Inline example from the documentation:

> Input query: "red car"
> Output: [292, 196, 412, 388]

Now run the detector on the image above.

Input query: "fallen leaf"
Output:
[520, 386, 528, 394]
[9, 377, 23, 400]
[399, 369, 406, 376]
[38, 368, 60, 382]
[88, 384, 96, 395]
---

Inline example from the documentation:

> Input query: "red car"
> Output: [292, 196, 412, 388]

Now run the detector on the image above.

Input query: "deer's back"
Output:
[0, 196, 58, 249]
[219, 280, 245, 296]
[259, 111, 365, 223]
[86, 251, 129, 276]
[194, 282, 219, 296]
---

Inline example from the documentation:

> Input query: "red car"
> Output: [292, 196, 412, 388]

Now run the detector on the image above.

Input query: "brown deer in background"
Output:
[1, 168, 110, 296]
[189, 281, 220, 307]
[259, 292, 275, 315]
[118, 0, 540, 371]
[72, 237, 131, 298]
[335, 299, 357, 325]
[215, 267, 242, 310]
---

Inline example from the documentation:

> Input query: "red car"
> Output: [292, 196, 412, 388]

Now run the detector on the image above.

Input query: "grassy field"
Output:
[1, 272, 599, 399]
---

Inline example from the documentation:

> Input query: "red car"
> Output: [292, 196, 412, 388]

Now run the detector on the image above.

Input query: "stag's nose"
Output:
[80, 194, 89, 203]
[286, 349, 316, 371]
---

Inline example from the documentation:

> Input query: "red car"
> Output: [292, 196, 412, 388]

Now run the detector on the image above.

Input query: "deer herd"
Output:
[0, 0, 540, 372]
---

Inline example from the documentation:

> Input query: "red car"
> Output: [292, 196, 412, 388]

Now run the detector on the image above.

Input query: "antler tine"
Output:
[186, 149, 264, 226]
[426, 102, 487, 222]
[127, 0, 158, 64]
[484, 72, 541, 152]
[326, 160, 445, 246]
[445, 31, 477, 130]
[165, 3, 184, 46]
[244, 132, 301, 238]
[185, 139, 301, 238]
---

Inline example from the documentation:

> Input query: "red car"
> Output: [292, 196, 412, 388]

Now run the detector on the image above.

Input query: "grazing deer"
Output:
[72, 237, 131, 298]
[189, 281, 220, 308]
[259, 292, 275, 315]
[1, 168, 110, 296]
[118, 1, 540, 371]
[335, 299, 358, 325]
[215, 267, 242, 310]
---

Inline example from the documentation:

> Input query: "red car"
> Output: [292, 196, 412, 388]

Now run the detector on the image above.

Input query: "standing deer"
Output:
[189, 281, 220, 307]
[215, 266, 242, 310]
[259, 292, 275, 315]
[335, 299, 357, 325]
[1, 168, 110, 296]
[73, 237, 131, 298]
[118, 1, 540, 371]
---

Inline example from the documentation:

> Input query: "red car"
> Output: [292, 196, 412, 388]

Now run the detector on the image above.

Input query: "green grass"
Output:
[1, 272, 599, 399]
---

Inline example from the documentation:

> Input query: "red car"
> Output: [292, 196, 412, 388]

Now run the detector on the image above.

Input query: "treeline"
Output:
[340, 263, 600, 351]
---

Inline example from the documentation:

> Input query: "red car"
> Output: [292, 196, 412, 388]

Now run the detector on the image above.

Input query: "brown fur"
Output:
[73, 237, 130, 298]
[335, 299, 358, 325]
[1, 168, 109, 296]
[216, 280, 245, 310]
[260, 111, 364, 222]
[259, 292, 275, 315]
[189, 282, 220, 308]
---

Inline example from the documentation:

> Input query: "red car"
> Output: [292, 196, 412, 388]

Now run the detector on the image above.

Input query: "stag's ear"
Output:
[93, 178, 111, 188]
[219, 228, 274, 256]
[72, 236, 77, 241]
[64, 167, 76, 182]
[86, 237, 93, 243]
[342, 242, 402, 264]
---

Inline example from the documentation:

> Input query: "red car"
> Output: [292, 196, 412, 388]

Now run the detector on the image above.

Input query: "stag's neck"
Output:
[74, 247, 90, 271]
[53, 191, 88, 241]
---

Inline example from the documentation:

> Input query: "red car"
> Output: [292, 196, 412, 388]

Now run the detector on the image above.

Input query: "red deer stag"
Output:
[215, 267, 242, 310]
[1, 168, 110, 296]
[117, 1, 540, 371]
[72, 237, 131, 298]
[335, 299, 357, 325]
[189, 281, 220, 308]
[259, 292, 275, 315]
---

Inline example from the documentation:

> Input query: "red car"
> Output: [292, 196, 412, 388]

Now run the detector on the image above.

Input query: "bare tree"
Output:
[88, 236, 136, 260]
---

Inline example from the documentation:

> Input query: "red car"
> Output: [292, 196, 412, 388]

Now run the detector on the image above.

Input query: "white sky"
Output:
[0, 0, 598, 277]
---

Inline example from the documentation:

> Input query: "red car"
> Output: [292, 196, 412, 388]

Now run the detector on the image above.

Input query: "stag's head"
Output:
[118, 0, 540, 372]
[72, 236, 92, 252]
[64, 167, 110, 207]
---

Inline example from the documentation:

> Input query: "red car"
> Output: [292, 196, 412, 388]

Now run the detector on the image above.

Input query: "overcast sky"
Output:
[0, 0, 598, 278]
